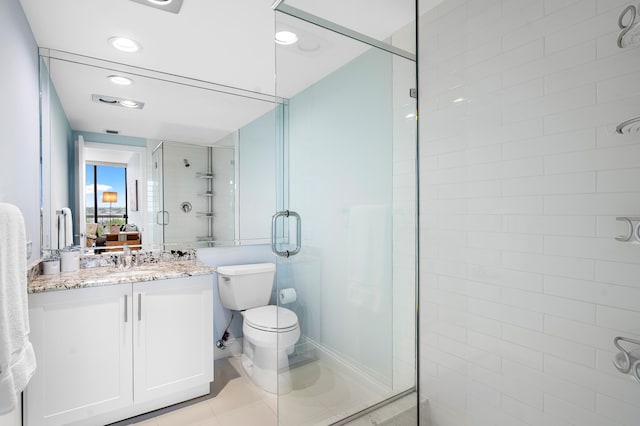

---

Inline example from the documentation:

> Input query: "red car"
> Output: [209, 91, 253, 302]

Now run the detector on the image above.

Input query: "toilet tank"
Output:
[217, 263, 276, 311]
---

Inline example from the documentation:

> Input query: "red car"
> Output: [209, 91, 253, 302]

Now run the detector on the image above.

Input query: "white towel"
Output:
[58, 207, 73, 249]
[0, 203, 36, 414]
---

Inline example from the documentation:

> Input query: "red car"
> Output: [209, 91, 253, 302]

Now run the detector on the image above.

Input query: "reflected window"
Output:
[86, 163, 127, 227]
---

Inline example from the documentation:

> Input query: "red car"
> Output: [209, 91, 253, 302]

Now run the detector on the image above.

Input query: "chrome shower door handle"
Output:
[156, 211, 170, 225]
[271, 211, 287, 257]
[271, 210, 302, 258]
[289, 210, 301, 256]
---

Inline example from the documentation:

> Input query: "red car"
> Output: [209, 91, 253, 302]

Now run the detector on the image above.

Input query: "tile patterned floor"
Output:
[114, 356, 389, 426]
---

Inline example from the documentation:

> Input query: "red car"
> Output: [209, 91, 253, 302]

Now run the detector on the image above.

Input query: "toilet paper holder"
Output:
[279, 287, 297, 304]
[613, 336, 640, 381]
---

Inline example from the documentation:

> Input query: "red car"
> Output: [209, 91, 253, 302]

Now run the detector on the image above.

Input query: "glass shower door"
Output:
[273, 8, 417, 425]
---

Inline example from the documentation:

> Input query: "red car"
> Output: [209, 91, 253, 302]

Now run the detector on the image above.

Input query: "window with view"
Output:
[86, 163, 127, 228]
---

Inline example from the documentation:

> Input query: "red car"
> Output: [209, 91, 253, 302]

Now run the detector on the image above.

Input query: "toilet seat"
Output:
[244, 305, 298, 333]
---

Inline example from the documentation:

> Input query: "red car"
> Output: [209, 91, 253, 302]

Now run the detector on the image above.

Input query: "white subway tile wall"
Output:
[419, 0, 640, 424]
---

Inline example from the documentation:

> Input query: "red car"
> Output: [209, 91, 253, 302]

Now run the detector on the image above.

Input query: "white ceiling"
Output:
[19, 0, 421, 144]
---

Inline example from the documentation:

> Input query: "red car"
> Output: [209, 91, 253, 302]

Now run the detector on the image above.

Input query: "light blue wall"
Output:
[238, 108, 279, 240]
[0, 0, 41, 267]
[286, 47, 394, 378]
[50, 77, 74, 228]
[213, 46, 394, 380]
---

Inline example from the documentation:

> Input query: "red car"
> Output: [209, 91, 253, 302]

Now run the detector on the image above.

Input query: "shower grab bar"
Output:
[271, 210, 301, 258]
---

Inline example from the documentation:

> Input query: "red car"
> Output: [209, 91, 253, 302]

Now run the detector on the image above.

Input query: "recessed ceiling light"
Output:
[107, 75, 134, 86]
[275, 31, 298, 45]
[148, 0, 172, 4]
[120, 100, 139, 108]
[108, 36, 141, 53]
[453, 97, 466, 103]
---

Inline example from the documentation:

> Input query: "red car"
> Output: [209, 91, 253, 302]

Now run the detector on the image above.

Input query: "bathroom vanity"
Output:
[24, 260, 214, 426]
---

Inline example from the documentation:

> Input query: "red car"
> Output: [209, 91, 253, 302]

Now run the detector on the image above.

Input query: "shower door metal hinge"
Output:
[409, 88, 417, 99]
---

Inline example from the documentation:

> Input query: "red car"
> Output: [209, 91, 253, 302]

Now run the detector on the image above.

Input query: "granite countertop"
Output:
[28, 260, 215, 294]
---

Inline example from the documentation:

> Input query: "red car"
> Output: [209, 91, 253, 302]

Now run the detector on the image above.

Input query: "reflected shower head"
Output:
[184, 159, 190, 167]
[616, 116, 640, 134]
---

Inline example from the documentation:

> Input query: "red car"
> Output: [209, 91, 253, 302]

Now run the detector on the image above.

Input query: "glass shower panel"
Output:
[150, 143, 164, 247]
[278, 0, 416, 55]
[152, 140, 236, 249]
[274, 10, 417, 425]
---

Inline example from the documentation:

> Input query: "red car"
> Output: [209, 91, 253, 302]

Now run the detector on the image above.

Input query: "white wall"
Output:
[0, 0, 41, 267]
[150, 141, 235, 245]
[125, 152, 144, 229]
[419, 1, 640, 425]
[161, 142, 211, 244]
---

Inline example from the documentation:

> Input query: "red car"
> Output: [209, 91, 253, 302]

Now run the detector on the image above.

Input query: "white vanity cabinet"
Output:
[24, 274, 213, 426]
[25, 284, 133, 426]
[133, 277, 213, 404]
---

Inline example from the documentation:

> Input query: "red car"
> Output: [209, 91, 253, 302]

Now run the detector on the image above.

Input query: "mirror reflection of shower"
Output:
[151, 138, 236, 248]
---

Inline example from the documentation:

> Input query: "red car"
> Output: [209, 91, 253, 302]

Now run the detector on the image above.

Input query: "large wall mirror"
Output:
[40, 49, 283, 255]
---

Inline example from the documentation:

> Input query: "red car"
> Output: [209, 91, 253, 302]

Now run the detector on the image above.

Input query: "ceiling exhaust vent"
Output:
[129, 0, 183, 14]
[92, 94, 145, 110]
[105, 129, 120, 135]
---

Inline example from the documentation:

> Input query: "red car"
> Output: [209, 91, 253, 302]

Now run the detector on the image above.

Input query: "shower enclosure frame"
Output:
[272, 2, 421, 424]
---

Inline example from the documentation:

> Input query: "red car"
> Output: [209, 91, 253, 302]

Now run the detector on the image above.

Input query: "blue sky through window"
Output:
[86, 164, 126, 208]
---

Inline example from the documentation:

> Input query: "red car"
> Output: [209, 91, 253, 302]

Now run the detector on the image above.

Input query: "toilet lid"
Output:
[244, 305, 298, 332]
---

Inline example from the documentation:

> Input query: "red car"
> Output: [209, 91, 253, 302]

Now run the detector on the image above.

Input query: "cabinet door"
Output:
[133, 275, 213, 404]
[25, 284, 132, 426]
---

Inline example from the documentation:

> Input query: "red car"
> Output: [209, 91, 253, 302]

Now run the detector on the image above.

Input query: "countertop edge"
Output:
[28, 260, 215, 294]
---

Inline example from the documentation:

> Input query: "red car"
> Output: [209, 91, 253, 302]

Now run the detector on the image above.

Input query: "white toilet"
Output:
[216, 262, 300, 394]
